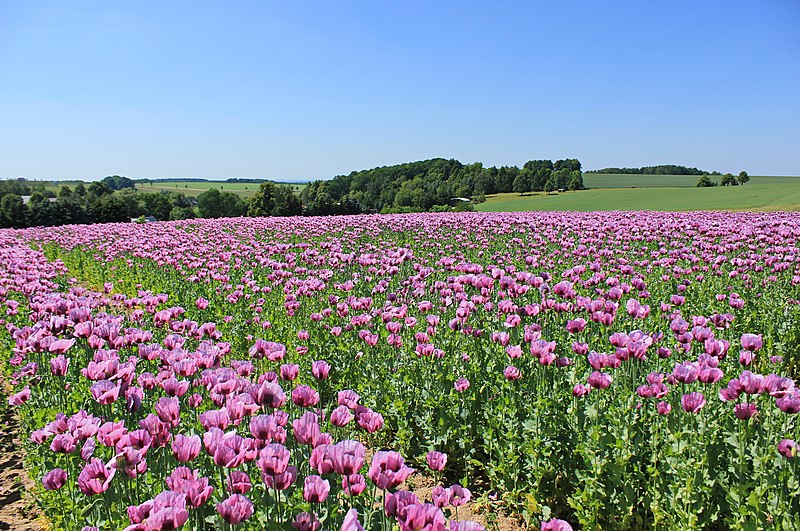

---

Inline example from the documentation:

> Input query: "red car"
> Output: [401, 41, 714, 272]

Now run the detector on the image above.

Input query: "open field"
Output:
[136, 180, 306, 196]
[2, 212, 800, 530]
[478, 178, 800, 213]
[584, 173, 800, 188]
[39, 180, 306, 197]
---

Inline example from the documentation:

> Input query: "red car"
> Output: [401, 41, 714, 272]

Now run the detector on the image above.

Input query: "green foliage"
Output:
[302, 158, 581, 213]
[197, 188, 246, 218]
[544, 174, 558, 193]
[137, 192, 174, 220]
[0, 178, 32, 199]
[0, 193, 27, 228]
[453, 200, 474, 212]
[248, 182, 303, 217]
[721, 173, 738, 186]
[101, 175, 135, 190]
[588, 165, 710, 175]
[738, 171, 750, 185]
[697, 175, 717, 187]
[90, 194, 130, 223]
[567, 171, 585, 191]
[512, 171, 531, 194]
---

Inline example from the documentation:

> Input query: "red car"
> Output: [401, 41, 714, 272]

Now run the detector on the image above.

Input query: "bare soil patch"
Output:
[0, 405, 44, 531]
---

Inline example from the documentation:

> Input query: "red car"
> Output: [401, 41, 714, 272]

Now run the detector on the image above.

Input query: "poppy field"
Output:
[2, 211, 800, 530]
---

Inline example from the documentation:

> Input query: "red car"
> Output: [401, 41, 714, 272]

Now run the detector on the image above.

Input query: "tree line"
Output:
[301, 158, 584, 215]
[1, 157, 585, 227]
[587, 165, 714, 175]
[0, 179, 302, 229]
[696, 172, 750, 187]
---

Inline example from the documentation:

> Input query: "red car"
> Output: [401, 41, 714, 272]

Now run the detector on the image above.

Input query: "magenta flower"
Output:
[262, 465, 298, 491]
[303, 475, 330, 503]
[154, 396, 180, 426]
[587, 371, 612, 389]
[449, 484, 471, 506]
[293, 411, 323, 446]
[8, 386, 31, 406]
[250, 414, 282, 441]
[48, 338, 75, 354]
[330, 405, 354, 427]
[341, 508, 365, 531]
[776, 395, 800, 414]
[385, 490, 420, 518]
[77, 458, 115, 495]
[368, 451, 414, 490]
[777, 439, 797, 459]
[172, 434, 201, 463]
[292, 512, 321, 531]
[656, 401, 672, 415]
[503, 365, 521, 381]
[734, 403, 757, 420]
[396, 503, 446, 531]
[311, 360, 331, 380]
[258, 443, 291, 475]
[90, 380, 120, 405]
[50, 355, 70, 376]
[251, 380, 287, 409]
[280, 363, 300, 381]
[541, 518, 573, 531]
[356, 408, 384, 434]
[673, 361, 699, 384]
[681, 392, 706, 414]
[566, 318, 587, 334]
[431, 485, 451, 507]
[291, 385, 320, 407]
[342, 473, 366, 496]
[216, 494, 253, 525]
[572, 383, 591, 397]
[42, 468, 67, 490]
[740, 333, 763, 351]
[454, 378, 470, 392]
[328, 440, 366, 476]
[199, 409, 230, 431]
[338, 390, 360, 409]
[212, 433, 249, 468]
[227, 470, 252, 494]
[739, 350, 756, 366]
[51, 433, 77, 454]
[426, 451, 447, 472]
[144, 491, 189, 530]
[450, 521, 486, 531]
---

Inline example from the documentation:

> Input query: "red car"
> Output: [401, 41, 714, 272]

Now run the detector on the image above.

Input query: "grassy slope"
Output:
[137, 181, 305, 196]
[584, 173, 800, 188]
[42, 181, 305, 197]
[477, 177, 800, 212]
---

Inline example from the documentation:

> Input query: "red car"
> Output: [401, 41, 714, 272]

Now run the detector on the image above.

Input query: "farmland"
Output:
[2, 211, 799, 530]
[477, 176, 800, 213]
[132, 180, 305, 197]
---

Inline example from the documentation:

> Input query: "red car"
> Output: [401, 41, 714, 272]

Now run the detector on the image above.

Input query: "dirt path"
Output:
[0, 405, 43, 531]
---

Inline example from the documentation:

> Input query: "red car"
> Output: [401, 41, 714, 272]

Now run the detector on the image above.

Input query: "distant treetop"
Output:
[102, 175, 135, 190]
[586, 165, 711, 175]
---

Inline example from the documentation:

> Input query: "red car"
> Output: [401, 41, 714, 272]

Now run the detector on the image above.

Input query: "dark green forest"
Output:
[0, 179, 302, 229]
[301, 158, 583, 215]
[586, 165, 714, 175]
[1, 157, 584, 227]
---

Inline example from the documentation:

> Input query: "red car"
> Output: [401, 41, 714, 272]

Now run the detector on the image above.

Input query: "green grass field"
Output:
[477, 176, 800, 212]
[583, 173, 800, 188]
[41, 180, 305, 197]
[137, 180, 305, 197]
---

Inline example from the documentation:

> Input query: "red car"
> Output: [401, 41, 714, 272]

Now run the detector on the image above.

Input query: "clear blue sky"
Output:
[1, 0, 798, 180]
